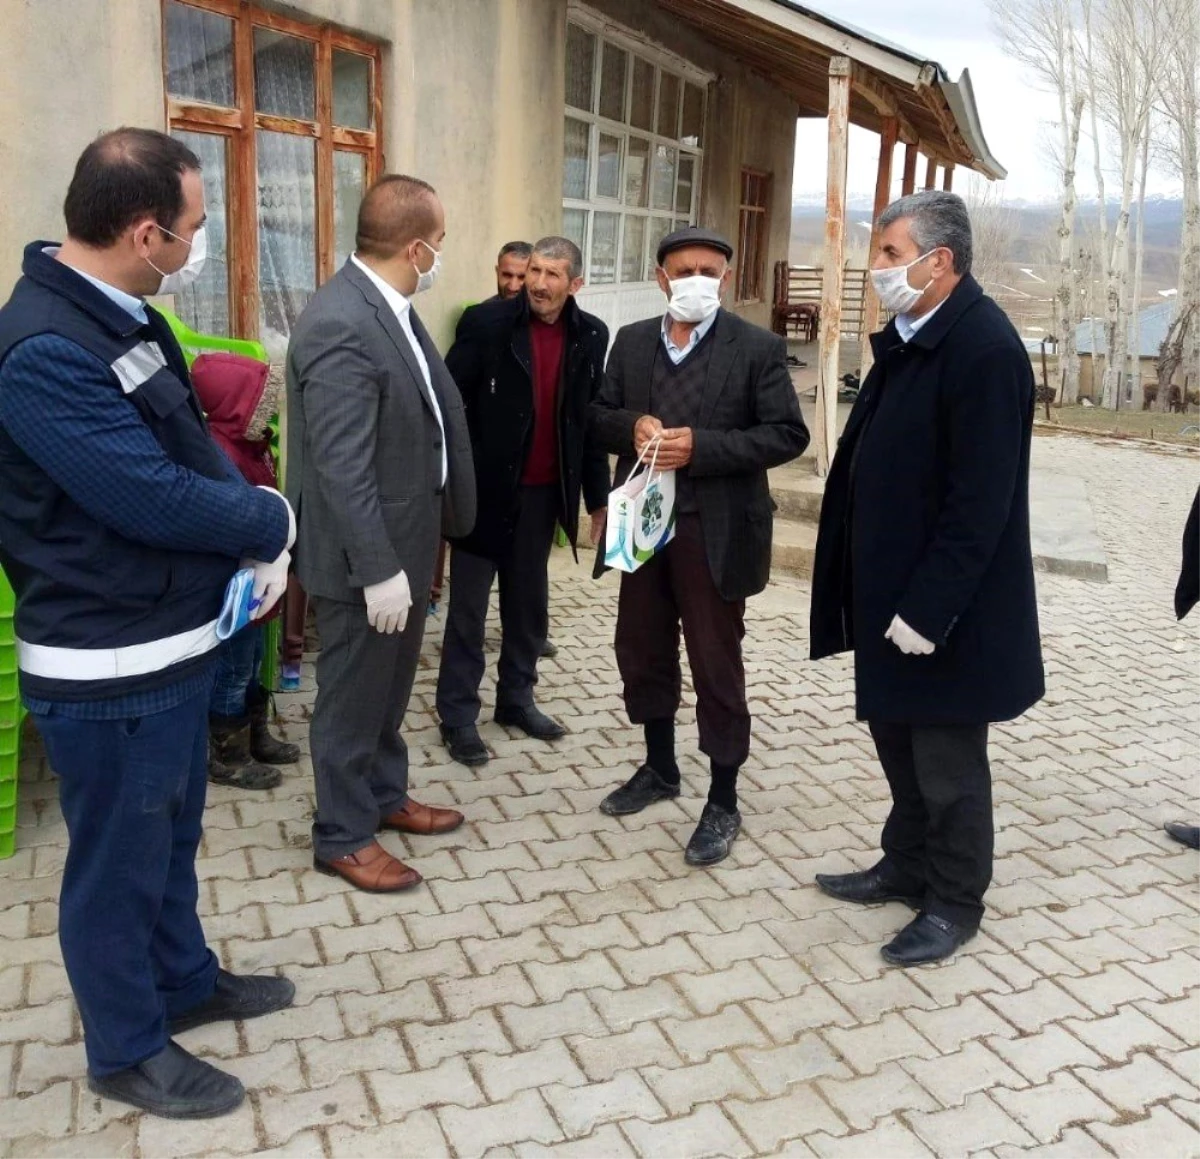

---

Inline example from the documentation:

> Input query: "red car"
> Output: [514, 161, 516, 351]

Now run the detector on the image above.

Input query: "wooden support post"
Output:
[859, 117, 898, 376]
[901, 143, 918, 196]
[942, 163, 955, 191]
[817, 56, 851, 478]
[923, 155, 938, 191]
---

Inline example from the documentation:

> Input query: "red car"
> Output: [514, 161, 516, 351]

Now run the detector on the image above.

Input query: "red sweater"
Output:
[523, 315, 564, 486]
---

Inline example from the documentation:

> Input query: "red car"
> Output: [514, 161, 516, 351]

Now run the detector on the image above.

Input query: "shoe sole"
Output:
[168, 988, 296, 1035]
[599, 790, 680, 817]
[815, 882, 923, 909]
[446, 748, 489, 767]
[87, 1077, 245, 1119]
[684, 845, 733, 867]
[312, 858, 423, 892]
[880, 928, 977, 967]
[492, 715, 567, 741]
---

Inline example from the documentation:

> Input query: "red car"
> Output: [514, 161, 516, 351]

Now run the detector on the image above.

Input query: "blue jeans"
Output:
[209, 625, 264, 718]
[33, 690, 219, 1075]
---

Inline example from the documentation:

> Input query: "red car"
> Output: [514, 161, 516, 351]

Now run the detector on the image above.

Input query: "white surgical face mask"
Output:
[147, 224, 207, 295]
[666, 274, 722, 323]
[413, 238, 442, 295]
[869, 249, 936, 315]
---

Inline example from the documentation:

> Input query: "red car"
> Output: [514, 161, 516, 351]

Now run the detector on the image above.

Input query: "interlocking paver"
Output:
[4, 433, 1198, 1157]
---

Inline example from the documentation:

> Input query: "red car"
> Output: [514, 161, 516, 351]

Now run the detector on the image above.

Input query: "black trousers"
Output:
[615, 514, 749, 768]
[436, 484, 558, 727]
[869, 720, 993, 928]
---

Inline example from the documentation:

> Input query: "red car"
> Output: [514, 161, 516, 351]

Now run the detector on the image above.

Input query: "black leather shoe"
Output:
[88, 1041, 244, 1119]
[599, 765, 681, 816]
[881, 912, 977, 966]
[539, 638, 558, 659]
[815, 864, 924, 908]
[494, 704, 567, 741]
[440, 722, 489, 767]
[168, 969, 296, 1036]
[685, 801, 742, 866]
[1164, 821, 1200, 850]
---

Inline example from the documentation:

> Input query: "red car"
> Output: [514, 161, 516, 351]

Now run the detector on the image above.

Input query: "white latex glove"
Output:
[245, 549, 291, 619]
[364, 570, 412, 635]
[256, 485, 296, 549]
[885, 614, 936, 655]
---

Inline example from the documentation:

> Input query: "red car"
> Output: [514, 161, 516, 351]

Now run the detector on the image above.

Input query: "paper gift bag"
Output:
[603, 437, 677, 573]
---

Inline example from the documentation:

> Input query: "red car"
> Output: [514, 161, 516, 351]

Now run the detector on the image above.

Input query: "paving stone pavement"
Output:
[1, 432, 1198, 1159]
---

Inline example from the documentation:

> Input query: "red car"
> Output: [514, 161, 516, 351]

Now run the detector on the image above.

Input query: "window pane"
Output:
[681, 82, 704, 147]
[170, 131, 230, 335]
[563, 117, 590, 200]
[333, 152, 366, 271]
[676, 155, 695, 216]
[562, 208, 588, 254]
[674, 217, 690, 232]
[656, 72, 680, 139]
[257, 131, 317, 353]
[630, 58, 655, 130]
[565, 24, 595, 111]
[332, 49, 372, 129]
[645, 217, 672, 280]
[254, 29, 315, 120]
[590, 212, 619, 284]
[597, 133, 621, 200]
[621, 215, 646, 283]
[165, 1, 234, 108]
[599, 43, 627, 122]
[650, 144, 677, 211]
[624, 136, 650, 207]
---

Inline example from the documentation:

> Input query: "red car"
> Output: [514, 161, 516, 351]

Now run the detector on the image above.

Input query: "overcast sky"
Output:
[792, 0, 1179, 204]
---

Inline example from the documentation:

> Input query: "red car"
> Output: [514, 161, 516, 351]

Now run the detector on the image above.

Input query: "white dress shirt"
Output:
[660, 309, 719, 365]
[895, 297, 947, 344]
[351, 254, 447, 485]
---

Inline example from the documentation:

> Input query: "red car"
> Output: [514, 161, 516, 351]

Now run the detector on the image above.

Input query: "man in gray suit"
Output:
[287, 175, 476, 893]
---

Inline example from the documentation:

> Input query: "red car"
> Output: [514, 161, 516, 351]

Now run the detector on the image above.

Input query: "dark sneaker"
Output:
[684, 801, 742, 866]
[88, 1041, 244, 1119]
[168, 969, 296, 1036]
[815, 864, 924, 908]
[440, 722, 489, 767]
[599, 765, 681, 816]
[881, 912, 977, 966]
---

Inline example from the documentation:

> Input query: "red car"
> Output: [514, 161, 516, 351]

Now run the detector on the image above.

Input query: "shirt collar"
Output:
[43, 246, 149, 325]
[895, 296, 946, 343]
[351, 253, 411, 320]
[661, 308, 718, 356]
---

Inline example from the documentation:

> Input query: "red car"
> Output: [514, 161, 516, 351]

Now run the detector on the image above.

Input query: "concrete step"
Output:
[770, 470, 824, 522]
[771, 519, 817, 580]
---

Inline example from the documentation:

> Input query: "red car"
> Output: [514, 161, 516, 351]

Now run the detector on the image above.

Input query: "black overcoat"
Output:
[445, 292, 610, 562]
[809, 275, 1045, 724]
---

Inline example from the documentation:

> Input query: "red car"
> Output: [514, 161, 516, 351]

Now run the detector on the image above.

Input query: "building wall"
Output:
[0, 0, 795, 345]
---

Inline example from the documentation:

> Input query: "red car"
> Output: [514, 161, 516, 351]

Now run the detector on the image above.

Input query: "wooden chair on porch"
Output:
[771, 260, 820, 342]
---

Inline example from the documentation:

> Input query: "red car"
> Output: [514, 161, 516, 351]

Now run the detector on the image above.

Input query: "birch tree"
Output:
[990, 0, 1087, 402]
[1128, 123, 1152, 405]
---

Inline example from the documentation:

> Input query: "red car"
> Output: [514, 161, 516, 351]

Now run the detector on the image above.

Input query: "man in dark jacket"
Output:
[590, 226, 809, 867]
[1164, 489, 1199, 849]
[809, 190, 1045, 966]
[436, 236, 609, 765]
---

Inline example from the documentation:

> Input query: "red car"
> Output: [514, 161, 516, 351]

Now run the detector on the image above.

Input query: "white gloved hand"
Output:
[364, 570, 412, 635]
[256, 485, 296, 549]
[885, 614, 936, 655]
[245, 549, 291, 619]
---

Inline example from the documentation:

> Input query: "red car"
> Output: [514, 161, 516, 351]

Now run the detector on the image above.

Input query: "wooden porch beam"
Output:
[817, 55, 851, 478]
[942, 163, 955, 191]
[850, 64, 919, 145]
[859, 116, 899, 375]
[923, 155, 938, 191]
[901, 143, 918, 196]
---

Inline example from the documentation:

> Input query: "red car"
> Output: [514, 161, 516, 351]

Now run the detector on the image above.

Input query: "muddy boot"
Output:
[208, 715, 282, 790]
[247, 685, 300, 765]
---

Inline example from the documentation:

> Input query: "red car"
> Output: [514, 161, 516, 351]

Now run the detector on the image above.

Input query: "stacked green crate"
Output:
[0, 567, 19, 859]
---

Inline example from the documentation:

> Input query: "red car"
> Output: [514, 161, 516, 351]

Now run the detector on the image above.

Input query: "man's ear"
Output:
[719, 264, 735, 294]
[656, 267, 671, 297]
[569, 276, 585, 296]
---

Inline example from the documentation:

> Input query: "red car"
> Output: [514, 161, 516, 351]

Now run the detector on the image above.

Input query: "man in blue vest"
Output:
[0, 129, 298, 1119]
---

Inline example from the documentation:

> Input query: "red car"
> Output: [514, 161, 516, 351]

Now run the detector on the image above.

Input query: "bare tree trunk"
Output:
[1082, 0, 1113, 403]
[1058, 92, 1086, 403]
[1129, 125, 1150, 407]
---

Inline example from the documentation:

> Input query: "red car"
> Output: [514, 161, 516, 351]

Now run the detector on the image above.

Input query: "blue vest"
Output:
[0, 242, 240, 701]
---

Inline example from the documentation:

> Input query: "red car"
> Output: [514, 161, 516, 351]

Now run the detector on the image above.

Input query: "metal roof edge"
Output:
[939, 67, 1007, 180]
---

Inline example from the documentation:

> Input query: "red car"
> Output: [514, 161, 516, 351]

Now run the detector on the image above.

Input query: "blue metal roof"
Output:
[1076, 301, 1178, 358]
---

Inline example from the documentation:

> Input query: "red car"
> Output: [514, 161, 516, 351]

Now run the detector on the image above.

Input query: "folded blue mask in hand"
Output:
[216, 567, 263, 640]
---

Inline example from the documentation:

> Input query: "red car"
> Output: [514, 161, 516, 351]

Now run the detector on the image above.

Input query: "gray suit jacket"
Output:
[285, 260, 476, 603]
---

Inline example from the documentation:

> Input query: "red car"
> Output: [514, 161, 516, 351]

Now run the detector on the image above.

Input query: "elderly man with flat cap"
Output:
[590, 226, 808, 866]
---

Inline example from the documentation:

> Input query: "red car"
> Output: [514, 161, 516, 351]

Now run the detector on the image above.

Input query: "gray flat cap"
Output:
[656, 225, 734, 266]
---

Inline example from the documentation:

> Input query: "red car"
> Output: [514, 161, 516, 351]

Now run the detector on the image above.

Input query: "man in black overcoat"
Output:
[809, 191, 1045, 965]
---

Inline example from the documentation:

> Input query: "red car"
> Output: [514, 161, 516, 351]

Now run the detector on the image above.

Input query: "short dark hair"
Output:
[497, 241, 532, 263]
[531, 236, 583, 281]
[356, 174, 440, 259]
[63, 127, 201, 248]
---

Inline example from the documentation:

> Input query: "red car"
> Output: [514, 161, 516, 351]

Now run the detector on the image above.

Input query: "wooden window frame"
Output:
[736, 168, 771, 305]
[162, 0, 384, 339]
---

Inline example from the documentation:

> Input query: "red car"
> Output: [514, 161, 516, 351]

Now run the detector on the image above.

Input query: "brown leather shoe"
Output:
[313, 841, 422, 892]
[380, 798, 464, 836]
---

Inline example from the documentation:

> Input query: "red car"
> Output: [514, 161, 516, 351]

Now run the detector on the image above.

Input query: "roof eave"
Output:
[938, 67, 1007, 180]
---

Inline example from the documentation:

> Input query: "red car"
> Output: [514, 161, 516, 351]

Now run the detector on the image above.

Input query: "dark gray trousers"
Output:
[870, 720, 993, 929]
[436, 484, 558, 727]
[309, 594, 426, 861]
